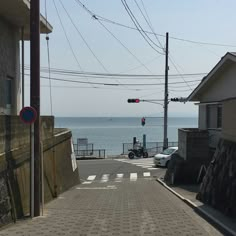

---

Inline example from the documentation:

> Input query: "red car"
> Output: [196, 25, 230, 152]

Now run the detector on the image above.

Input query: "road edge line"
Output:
[157, 178, 236, 236]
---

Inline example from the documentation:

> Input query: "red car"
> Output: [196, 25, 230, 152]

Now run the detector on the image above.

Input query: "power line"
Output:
[45, 0, 53, 115]
[74, 0, 154, 74]
[24, 73, 201, 86]
[58, 0, 109, 73]
[52, 0, 83, 70]
[134, 0, 164, 51]
[94, 14, 236, 48]
[121, 0, 164, 54]
[168, 55, 193, 90]
[24, 65, 206, 79]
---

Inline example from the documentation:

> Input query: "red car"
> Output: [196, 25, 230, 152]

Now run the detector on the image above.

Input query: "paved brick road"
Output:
[0, 177, 222, 236]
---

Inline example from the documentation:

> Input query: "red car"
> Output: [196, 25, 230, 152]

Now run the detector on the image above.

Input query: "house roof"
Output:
[0, 0, 53, 40]
[187, 52, 236, 101]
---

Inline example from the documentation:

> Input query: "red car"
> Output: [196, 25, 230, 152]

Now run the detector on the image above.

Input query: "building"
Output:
[188, 52, 236, 148]
[0, 0, 52, 115]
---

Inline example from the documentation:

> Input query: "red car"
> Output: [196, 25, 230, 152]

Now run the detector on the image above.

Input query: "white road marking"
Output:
[101, 174, 109, 183]
[130, 173, 137, 181]
[77, 186, 117, 190]
[143, 172, 151, 177]
[87, 175, 96, 181]
[148, 167, 157, 170]
[82, 181, 92, 185]
[115, 173, 124, 182]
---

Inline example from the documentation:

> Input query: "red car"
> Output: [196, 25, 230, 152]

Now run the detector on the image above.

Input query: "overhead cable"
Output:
[52, 0, 83, 70]
[121, 0, 164, 54]
[74, 0, 154, 73]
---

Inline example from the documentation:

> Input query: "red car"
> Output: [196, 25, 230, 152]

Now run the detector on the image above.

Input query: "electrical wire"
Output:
[24, 73, 201, 86]
[93, 14, 236, 48]
[74, 0, 154, 74]
[134, 0, 164, 51]
[24, 65, 206, 79]
[52, 0, 83, 71]
[121, 0, 164, 54]
[45, 0, 53, 115]
[58, 0, 109, 73]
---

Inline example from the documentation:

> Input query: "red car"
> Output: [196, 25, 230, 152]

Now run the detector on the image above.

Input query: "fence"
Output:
[122, 141, 178, 157]
[73, 139, 106, 159]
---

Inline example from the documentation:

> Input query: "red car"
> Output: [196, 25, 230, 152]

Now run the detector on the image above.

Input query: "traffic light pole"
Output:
[30, 0, 41, 217]
[163, 32, 169, 150]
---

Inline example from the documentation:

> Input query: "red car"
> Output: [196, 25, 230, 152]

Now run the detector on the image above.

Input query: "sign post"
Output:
[19, 107, 37, 218]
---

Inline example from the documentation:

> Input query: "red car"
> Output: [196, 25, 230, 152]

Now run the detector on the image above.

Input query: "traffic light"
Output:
[170, 97, 187, 102]
[141, 117, 145, 126]
[170, 97, 179, 102]
[127, 98, 140, 103]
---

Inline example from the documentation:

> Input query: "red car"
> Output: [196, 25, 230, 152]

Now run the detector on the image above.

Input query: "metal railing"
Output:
[122, 141, 178, 156]
[73, 139, 106, 159]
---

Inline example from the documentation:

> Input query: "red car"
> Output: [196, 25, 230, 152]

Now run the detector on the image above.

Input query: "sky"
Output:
[23, 0, 236, 117]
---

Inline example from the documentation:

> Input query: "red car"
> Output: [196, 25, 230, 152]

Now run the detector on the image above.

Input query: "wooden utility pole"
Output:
[30, 0, 41, 217]
[163, 32, 169, 150]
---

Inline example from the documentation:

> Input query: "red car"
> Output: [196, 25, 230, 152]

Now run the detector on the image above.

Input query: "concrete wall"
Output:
[0, 116, 80, 224]
[0, 17, 20, 115]
[222, 98, 236, 142]
[178, 128, 209, 162]
[200, 64, 236, 102]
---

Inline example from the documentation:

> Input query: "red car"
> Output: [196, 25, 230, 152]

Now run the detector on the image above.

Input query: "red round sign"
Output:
[19, 106, 37, 124]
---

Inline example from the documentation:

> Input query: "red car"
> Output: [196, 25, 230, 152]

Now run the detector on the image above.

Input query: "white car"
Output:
[154, 147, 178, 168]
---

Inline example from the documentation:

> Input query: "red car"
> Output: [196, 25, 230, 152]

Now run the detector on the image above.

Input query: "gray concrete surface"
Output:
[0, 158, 222, 235]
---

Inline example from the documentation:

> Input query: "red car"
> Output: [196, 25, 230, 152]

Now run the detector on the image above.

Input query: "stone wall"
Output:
[0, 116, 80, 225]
[197, 138, 236, 217]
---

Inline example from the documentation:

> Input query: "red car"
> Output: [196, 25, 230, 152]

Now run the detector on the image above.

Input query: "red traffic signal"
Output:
[127, 98, 140, 103]
[141, 117, 146, 126]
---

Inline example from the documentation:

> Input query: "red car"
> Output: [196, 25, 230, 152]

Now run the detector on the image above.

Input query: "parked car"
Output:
[154, 147, 178, 168]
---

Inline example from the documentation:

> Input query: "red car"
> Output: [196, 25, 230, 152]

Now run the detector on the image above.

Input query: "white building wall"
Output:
[0, 17, 20, 115]
[201, 64, 236, 102]
[222, 98, 236, 142]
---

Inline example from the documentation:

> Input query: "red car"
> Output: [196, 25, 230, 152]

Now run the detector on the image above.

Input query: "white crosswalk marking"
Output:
[87, 175, 96, 181]
[101, 174, 109, 183]
[143, 172, 151, 177]
[115, 158, 159, 170]
[82, 181, 92, 185]
[130, 173, 137, 181]
[115, 173, 124, 182]
[82, 171, 154, 185]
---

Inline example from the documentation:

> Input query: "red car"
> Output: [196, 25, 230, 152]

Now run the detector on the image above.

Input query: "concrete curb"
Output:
[157, 178, 236, 236]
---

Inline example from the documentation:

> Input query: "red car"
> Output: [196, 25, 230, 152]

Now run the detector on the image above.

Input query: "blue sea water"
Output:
[55, 117, 197, 155]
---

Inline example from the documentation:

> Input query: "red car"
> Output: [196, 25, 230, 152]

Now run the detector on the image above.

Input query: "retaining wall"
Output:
[0, 116, 80, 226]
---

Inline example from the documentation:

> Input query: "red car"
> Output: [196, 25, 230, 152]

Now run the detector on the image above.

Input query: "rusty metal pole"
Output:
[30, 0, 41, 217]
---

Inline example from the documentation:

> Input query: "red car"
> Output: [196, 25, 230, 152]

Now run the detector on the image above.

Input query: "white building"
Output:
[0, 0, 52, 115]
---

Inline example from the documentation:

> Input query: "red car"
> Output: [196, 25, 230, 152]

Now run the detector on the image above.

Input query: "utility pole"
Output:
[21, 27, 24, 108]
[163, 32, 169, 150]
[30, 0, 41, 217]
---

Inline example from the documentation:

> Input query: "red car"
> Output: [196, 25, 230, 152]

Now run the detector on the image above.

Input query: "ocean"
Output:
[55, 117, 197, 155]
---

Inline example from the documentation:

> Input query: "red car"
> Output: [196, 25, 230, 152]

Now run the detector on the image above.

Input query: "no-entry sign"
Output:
[19, 106, 37, 124]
